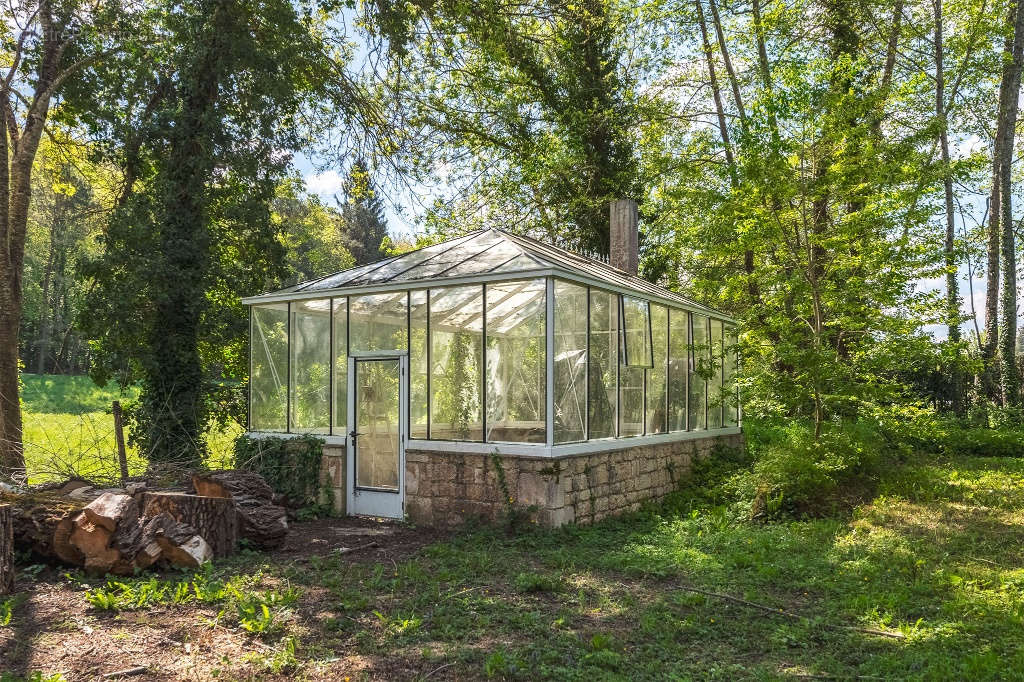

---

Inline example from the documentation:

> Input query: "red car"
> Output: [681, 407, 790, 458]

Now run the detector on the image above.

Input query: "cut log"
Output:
[190, 471, 288, 550]
[0, 504, 13, 594]
[140, 514, 212, 568]
[157, 534, 212, 569]
[70, 513, 114, 558]
[53, 513, 85, 566]
[2, 493, 86, 560]
[191, 470, 274, 500]
[140, 493, 237, 558]
[84, 493, 139, 533]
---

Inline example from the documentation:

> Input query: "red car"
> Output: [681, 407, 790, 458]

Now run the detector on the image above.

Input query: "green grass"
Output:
[19, 373, 239, 483]
[108, 450, 1016, 680]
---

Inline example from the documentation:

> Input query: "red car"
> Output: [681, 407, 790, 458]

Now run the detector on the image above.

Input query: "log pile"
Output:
[1, 504, 12, 594]
[2, 470, 288, 574]
[191, 471, 288, 549]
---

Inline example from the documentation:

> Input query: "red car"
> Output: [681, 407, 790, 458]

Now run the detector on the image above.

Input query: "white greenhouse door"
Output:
[347, 355, 407, 519]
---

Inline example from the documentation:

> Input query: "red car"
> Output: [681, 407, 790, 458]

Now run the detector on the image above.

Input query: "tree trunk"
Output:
[750, 0, 780, 150]
[935, 0, 963, 414]
[191, 470, 288, 550]
[695, 0, 737, 186]
[708, 0, 746, 131]
[0, 504, 12, 594]
[997, 0, 1024, 405]
[140, 492, 237, 557]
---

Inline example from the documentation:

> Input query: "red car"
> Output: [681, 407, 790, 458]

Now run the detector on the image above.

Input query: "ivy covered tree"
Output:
[79, 0, 338, 468]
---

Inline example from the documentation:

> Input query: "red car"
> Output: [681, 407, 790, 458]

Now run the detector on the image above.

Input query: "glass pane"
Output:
[689, 314, 708, 430]
[398, 232, 504, 281]
[553, 280, 587, 443]
[290, 299, 331, 434]
[668, 309, 688, 431]
[622, 296, 652, 367]
[646, 304, 667, 434]
[588, 290, 618, 439]
[332, 298, 348, 436]
[725, 326, 738, 427]
[360, 237, 474, 283]
[430, 285, 484, 440]
[355, 359, 400, 490]
[250, 303, 288, 432]
[708, 319, 724, 428]
[410, 291, 428, 438]
[620, 365, 644, 437]
[444, 239, 531, 276]
[487, 279, 546, 443]
[349, 292, 408, 352]
[490, 253, 547, 274]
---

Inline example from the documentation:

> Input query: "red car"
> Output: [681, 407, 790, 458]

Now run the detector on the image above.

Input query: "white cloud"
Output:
[304, 170, 344, 199]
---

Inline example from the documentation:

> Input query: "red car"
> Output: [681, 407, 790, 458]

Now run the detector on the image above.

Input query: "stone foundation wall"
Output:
[405, 432, 743, 528]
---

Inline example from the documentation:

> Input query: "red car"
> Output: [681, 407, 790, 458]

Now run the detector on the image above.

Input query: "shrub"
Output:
[233, 434, 325, 507]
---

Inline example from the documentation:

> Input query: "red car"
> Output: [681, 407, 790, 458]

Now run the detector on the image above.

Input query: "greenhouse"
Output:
[243, 208, 741, 525]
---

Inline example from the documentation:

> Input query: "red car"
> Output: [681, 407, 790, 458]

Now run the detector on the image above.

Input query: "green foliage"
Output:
[83, 567, 299, 640]
[338, 158, 390, 266]
[513, 572, 563, 594]
[79, 0, 341, 468]
[233, 434, 325, 507]
[0, 674, 66, 682]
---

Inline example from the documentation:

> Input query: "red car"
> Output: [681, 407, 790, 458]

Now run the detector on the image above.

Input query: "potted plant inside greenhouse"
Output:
[243, 200, 741, 527]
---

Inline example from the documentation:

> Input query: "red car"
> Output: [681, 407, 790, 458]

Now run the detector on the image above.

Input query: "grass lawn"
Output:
[3, 450, 1023, 680]
[19, 373, 240, 484]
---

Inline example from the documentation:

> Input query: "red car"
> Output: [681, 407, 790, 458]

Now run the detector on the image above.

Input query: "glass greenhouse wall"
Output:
[249, 277, 739, 444]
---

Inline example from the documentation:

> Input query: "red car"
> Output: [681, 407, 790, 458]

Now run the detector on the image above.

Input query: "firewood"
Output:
[133, 540, 162, 570]
[70, 513, 114, 559]
[140, 492, 237, 558]
[191, 470, 273, 500]
[0, 504, 12, 594]
[156, 534, 213, 569]
[83, 493, 139, 533]
[53, 513, 85, 566]
[2, 493, 85, 560]
[190, 471, 288, 550]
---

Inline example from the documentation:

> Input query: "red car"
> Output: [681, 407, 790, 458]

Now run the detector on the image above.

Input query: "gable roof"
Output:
[243, 228, 729, 320]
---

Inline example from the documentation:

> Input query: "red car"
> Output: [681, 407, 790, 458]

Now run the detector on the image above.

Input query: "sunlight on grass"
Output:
[20, 373, 240, 482]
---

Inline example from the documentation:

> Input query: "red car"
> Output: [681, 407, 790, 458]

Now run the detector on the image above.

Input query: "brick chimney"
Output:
[609, 199, 638, 275]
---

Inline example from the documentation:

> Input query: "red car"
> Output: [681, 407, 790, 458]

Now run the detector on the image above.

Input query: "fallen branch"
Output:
[674, 584, 906, 640]
[102, 665, 148, 679]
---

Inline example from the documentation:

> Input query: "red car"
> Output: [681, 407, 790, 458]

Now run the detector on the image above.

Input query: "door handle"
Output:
[350, 430, 362, 444]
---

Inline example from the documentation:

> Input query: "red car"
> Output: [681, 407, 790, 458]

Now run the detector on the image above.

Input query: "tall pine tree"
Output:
[338, 158, 390, 266]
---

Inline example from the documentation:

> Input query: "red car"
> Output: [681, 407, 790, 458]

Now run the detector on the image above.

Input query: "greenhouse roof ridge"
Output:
[243, 227, 730, 321]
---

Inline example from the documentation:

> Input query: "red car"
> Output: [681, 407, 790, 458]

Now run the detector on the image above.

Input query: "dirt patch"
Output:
[0, 516, 450, 681]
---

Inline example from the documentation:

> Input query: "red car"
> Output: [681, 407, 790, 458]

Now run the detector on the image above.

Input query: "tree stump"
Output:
[140, 493, 237, 557]
[191, 471, 288, 550]
[0, 504, 13, 594]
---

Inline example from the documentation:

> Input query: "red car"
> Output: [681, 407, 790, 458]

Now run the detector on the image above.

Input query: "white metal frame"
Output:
[242, 267, 735, 324]
[346, 353, 408, 519]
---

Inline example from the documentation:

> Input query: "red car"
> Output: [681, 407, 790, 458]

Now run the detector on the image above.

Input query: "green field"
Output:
[19, 374, 239, 483]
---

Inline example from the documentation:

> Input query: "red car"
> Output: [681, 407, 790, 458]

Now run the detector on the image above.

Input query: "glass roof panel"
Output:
[487, 282, 546, 335]
[358, 233, 480, 284]
[442, 239, 537, 276]
[257, 228, 725, 319]
[489, 253, 548, 274]
[393, 232, 506, 281]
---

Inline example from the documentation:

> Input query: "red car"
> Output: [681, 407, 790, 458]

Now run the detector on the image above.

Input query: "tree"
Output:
[337, 159, 389, 265]
[80, 0, 335, 467]
[1, 0, 132, 479]
[370, 0, 663, 259]
[994, 0, 1024, 406]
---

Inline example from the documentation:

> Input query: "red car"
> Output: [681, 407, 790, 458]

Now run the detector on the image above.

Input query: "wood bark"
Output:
[140, 492, 237, 557]
[0, 504, 12, 594]
[3, 493, 85, 560]
[997, 0, 1024, 405]
[708, 0, 747, 131]
[191, 471, 288, 550]
[695, 0, 737, 186]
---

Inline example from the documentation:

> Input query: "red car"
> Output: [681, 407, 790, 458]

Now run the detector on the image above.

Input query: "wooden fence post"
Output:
[112, 401, 129, 486]
[0, 504, 13, 594]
